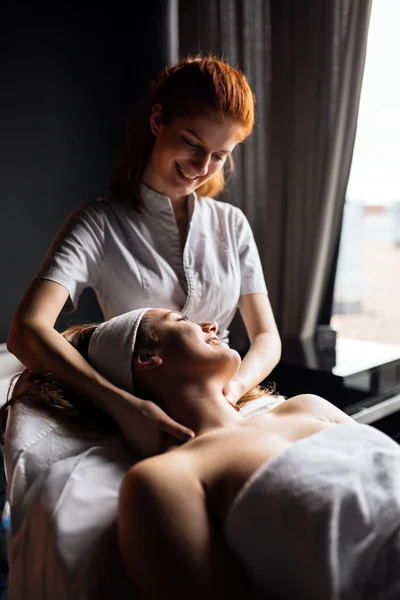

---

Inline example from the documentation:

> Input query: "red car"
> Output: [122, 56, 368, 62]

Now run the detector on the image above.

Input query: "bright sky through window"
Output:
[346, 0, 400, 206]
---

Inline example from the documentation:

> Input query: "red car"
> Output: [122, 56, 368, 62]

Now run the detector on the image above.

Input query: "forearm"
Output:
[7, 321, 135, 425]
[234, 331, 282, 395]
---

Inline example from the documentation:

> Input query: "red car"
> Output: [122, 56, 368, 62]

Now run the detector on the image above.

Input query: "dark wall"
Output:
[0, 2, 175, 341]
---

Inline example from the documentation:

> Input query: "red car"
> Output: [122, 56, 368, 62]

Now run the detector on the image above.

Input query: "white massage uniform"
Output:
[35, 184, 267, 342]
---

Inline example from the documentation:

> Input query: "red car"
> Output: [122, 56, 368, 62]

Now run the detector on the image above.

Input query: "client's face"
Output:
[137, 309, 240, 383]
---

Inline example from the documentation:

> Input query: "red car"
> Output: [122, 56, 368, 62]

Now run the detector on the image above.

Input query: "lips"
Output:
[206, 336, 220, 345]
[175, 162, 198, 181]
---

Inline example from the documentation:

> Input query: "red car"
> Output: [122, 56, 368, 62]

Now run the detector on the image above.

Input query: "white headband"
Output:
[88, 308, 151, 394]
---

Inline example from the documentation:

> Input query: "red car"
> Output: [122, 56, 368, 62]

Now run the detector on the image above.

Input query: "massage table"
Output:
[2, 362, 283, 599]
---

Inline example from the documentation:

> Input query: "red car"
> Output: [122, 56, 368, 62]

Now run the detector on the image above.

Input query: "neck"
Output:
[159, 379, 241, 437]
[142, 165, 188, 212]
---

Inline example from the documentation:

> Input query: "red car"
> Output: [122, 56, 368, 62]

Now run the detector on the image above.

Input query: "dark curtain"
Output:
[179, 0, 271, 249]
[0, 0, 179, 341]
[179, 0, 372, 340]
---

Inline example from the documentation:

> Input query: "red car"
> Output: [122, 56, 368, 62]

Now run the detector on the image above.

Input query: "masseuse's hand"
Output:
[222, 379, 245, 406]
[118, 395, 195, 457]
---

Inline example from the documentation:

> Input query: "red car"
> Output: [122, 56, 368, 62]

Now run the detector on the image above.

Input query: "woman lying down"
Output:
[9, 308, 400, 599]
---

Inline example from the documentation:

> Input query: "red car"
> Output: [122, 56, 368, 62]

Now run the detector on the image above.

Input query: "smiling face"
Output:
[142, 107, 243, 202]
[132, 309, 241, 393]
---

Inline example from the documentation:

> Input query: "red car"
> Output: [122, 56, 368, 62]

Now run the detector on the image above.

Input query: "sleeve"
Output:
[235, 208, 268, 296]
[35, 201, 105, 311]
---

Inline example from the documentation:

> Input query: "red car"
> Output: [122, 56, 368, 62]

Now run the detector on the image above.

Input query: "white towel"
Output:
[88, 307, 150, 393]
[4, 401, 138, 600]
[224, 422, 400, 600]
[4, 394, 280, 599]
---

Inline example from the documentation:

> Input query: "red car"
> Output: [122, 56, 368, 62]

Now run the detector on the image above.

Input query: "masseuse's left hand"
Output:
[223, 379, 244, 406]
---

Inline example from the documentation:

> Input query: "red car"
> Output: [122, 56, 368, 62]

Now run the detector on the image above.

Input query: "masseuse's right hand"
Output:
[117, 392, 194, 457]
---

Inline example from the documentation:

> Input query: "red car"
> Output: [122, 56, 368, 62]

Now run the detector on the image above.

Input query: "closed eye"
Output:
[182, 137, 226, 162]
[182, 137, 200, 149]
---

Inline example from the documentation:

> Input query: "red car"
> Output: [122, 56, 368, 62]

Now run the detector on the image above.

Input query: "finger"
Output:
[223, 392, 234, 404]
[227, 400, 240, 412]
[159, 418, 195, 442]
[140, 403, 194, 441]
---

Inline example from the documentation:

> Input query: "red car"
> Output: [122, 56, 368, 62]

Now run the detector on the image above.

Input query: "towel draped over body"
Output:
[225, 422, 400, 600]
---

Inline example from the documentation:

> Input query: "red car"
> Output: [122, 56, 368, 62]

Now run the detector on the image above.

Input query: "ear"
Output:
[133, 350, 163, 372]
[149, 103, 162, 136]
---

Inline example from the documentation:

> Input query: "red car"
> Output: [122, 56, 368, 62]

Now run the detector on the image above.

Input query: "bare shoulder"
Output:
[118, 443, 257, 599]
[275, 393, 353, 423]
[123, 448, 201, 498]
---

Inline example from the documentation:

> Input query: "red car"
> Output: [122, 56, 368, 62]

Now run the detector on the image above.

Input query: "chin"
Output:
[203, 344, 240, 366]
[219, 346, 241, 371]
[230, 348, 241, 370]
[224, 344, 240, 358]
[173, 176, 198, 192]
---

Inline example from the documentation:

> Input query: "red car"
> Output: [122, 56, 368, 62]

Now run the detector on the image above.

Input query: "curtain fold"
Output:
[300, 0, 372, 338]
[179, 0, 271, 243]
[179, 0, 372, 341]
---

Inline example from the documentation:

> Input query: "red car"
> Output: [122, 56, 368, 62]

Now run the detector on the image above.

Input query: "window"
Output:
[331, 0, 400, 346]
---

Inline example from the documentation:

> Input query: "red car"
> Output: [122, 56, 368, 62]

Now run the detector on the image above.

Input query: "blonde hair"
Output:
[0, 324, 118, 437]
[237, 382, 278, 409]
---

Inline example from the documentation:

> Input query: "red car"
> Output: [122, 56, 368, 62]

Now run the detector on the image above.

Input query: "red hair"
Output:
[110, 55, 255, 209]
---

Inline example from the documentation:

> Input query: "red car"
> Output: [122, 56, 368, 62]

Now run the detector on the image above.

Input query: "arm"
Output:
[227, 293, 282, 401]
[7, 279, 132, 412]
[7, 279, 193, 455]
[118, 458, 258, 600]
[227, 208, 281, 401]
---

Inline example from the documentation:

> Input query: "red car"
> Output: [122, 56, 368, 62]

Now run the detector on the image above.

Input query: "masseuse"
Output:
[7, 55, 281, 456]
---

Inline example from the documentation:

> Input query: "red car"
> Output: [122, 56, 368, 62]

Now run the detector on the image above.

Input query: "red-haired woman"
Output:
[7, 56, 281, 457]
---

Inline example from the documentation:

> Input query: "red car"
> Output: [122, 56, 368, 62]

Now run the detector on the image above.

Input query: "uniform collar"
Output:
[140, 183, 197, 218]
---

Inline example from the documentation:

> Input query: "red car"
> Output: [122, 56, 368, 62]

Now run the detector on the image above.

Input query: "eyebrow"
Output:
[163, 311, 184, 320]
[183, 129, 231, 155]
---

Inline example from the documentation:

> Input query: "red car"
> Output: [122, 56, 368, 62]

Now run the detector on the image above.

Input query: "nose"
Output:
[192, 153, 211, 177]
[199, 321, 218, 335]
